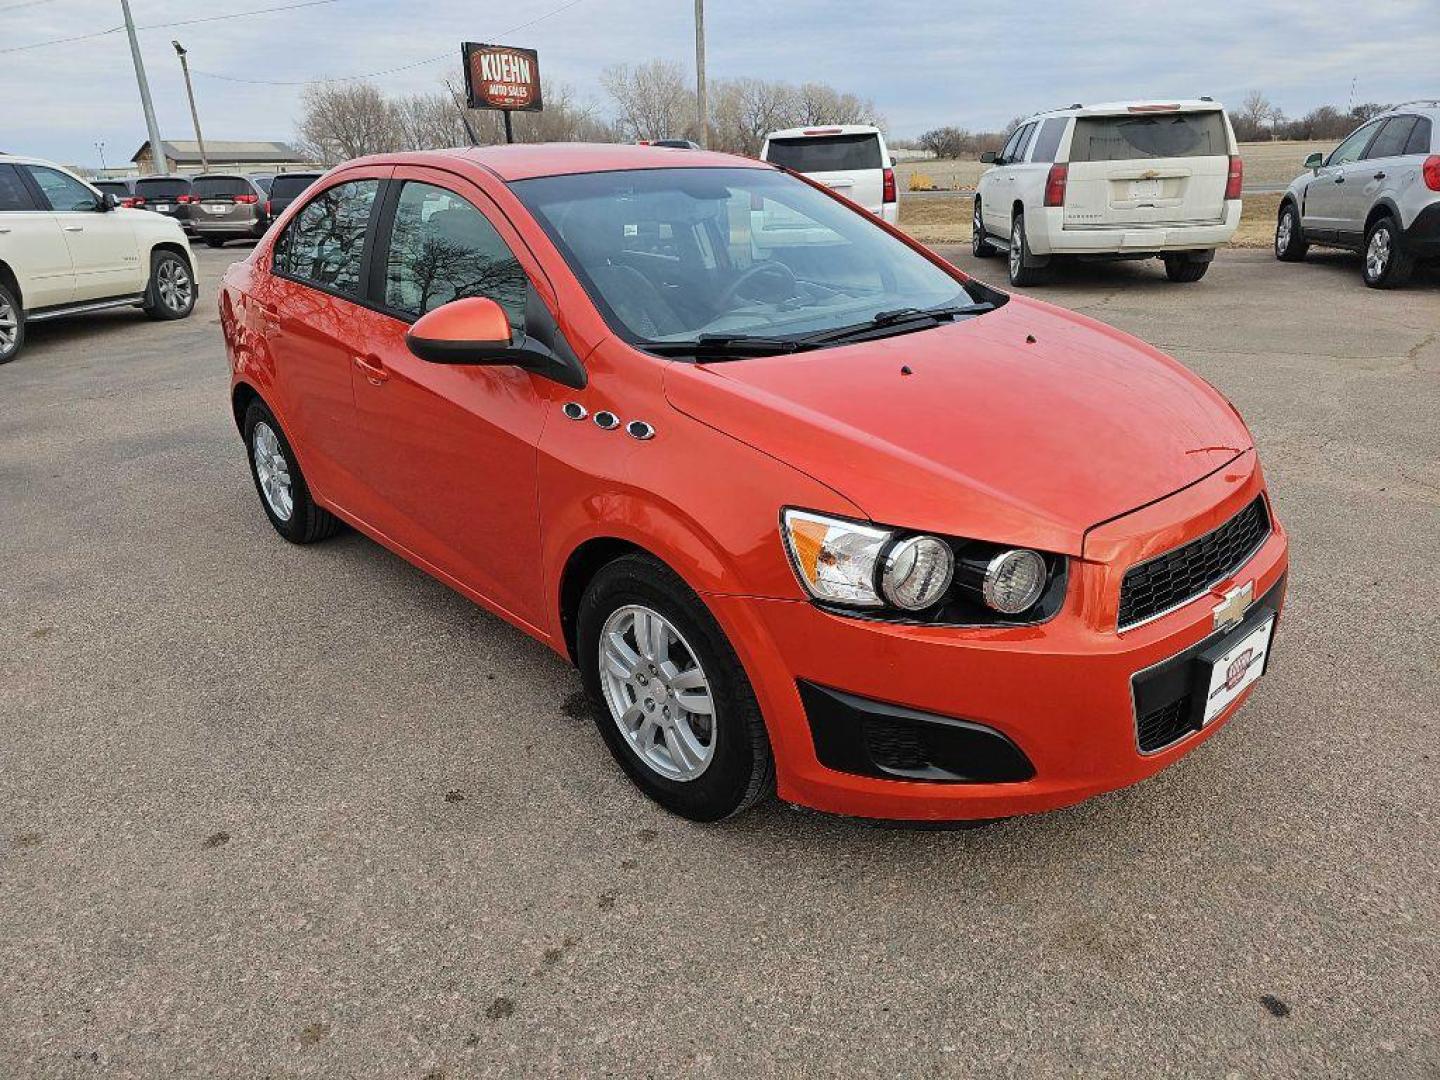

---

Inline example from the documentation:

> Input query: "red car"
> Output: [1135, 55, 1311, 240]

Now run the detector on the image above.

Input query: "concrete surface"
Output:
[1, 243, 1437, 1079]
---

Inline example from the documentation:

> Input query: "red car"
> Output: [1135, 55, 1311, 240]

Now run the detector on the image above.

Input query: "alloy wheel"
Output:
[0, 296, 16, 356]
[1009, 220, 1023, 279]
[157, 258, 193, 313]
[1366, 227, 1391, 281]
[972, 202, 983, 253]
[598, 604, 716, 781]
[252, 421, 294, 522]
[1276, 212, 1292, 256]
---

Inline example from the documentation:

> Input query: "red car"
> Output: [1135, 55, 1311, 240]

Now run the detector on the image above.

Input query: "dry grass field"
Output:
[895, 140, 1335, 193]
[899, 191, 1284, 249]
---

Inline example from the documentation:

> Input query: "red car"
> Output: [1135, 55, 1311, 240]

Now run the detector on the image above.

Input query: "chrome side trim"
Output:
[26, 295, 146, 321]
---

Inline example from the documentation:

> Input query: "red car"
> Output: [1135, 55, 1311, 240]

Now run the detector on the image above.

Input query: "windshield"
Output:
[1069, 112, 1228, 161]
[512, 167, 975, 350]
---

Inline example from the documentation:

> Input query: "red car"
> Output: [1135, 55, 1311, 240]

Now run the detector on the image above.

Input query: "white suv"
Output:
[973, 100, 1242, 285]
[0, 154, 197, 364]
[761, 125, 899, 224]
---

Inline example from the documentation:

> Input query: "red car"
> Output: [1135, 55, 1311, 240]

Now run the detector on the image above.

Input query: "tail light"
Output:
[178, 194, 195, 204]
[1043, 163, 1068, 207]
[234, 193, 259, 205]
[1423, 155, 1440, 192]
[265, 199, 273, 216]
[120, 197, 137, 208]
[1225, 155, 1243, 200]
[882, 167, 897, 204]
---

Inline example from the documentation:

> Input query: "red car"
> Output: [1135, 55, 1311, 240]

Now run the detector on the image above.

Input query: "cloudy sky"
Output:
[4, 0, 1437, 169]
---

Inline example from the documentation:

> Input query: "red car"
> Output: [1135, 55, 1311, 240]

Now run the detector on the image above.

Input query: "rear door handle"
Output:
[1334, 176, 1345, 184]
[63, 225, 84, 232]
[1373, 171, 1386, 180]
[353, 353, 389, 385]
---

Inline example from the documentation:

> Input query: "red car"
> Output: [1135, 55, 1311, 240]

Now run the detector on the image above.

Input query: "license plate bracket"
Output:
[1128, 178, 1162, 199]
[1192, 614, 1276, 726]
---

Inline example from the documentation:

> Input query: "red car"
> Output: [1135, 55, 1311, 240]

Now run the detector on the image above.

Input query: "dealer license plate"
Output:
[154, 203, 172, 211]
[1128, 178, 1162, 199]
[1201, 616, 1274, 725]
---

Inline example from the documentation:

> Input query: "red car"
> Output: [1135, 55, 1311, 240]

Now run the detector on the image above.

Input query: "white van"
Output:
[973, 100, 1242, 284]
[760, 125, 899, 224]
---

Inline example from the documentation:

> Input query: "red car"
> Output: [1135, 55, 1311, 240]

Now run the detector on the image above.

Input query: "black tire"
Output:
[1007, 211, 1047, 285]
[576, 554, 775, 822]
[142, 249, 197, 321]
[1163, 255, 1210, 283]
[204, 238, 226, 249]
[971, 197, 997, 257]
[1274, 202, 1308, 262]
[1362, 215, 1414, 289]
[0, 279, 23, 365]
[242, 400, 342, 544]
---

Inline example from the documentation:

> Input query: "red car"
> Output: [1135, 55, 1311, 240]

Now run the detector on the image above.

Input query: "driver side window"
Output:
[997, 126, 1026, 166]
[25, 166, 99, 212]
[1328, 121, 1381, 167]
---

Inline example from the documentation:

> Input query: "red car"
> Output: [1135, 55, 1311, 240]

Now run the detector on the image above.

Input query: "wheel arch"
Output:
[0, 260, 22, 310]
[1011, 199, 1025, 222]
[148, 240, 196, 277]
[557, 536, 655, 663]
[231, 380, 263, 434]
[1364, 198, 1402, 236]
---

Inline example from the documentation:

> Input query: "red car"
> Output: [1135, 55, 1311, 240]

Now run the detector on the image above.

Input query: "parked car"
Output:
[189, 173, 269, 247]
[638, 139, 702, 150]
[131, 174, 196, 234]
[0, 155, 196, 364]
[263, 171, 324, 222]
[220, 144, 1288, 823]
[760, 124, 898, 224]
[974, 99, 1243, 285]
[1275, 100, 1440, 288]
[92, 178, 133, 202]
[249, 174, 275, 197]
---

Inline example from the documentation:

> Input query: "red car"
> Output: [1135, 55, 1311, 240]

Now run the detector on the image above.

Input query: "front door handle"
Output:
[353, 353, 388, 385]
[1373, 171, 1386, 180]
[1334, 176, 1345, 184]
[63, 224, 84, 232]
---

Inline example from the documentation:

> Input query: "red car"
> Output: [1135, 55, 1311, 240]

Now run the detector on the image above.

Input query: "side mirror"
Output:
[1305, 152, 1325, 171]
[979, 151, 998, 164]
[405, 294, 587, 389]
[100, 193, 119, 212]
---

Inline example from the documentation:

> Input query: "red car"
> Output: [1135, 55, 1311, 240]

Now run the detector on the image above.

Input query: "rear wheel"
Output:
[143, 250, 196, 320]
[0, 280, 23, 365]
[576, 554, 774, 822]
[1163, 255, 1210, 283]
[242, 400, 342, 544]
[204, 238, 226, 249]
[1362, 215, 1414, 289]
[1007, 212, 1046, 285]
[971, 197, 997, 257]
[1274, 202, 1308, 261]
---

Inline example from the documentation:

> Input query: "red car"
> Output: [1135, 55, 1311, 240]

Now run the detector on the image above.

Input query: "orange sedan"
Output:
[219, 144, 1288, 822]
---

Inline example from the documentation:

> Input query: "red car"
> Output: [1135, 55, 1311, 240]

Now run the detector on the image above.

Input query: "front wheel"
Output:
[1275, 203, 1308, 261]
[576, 554, 774, 822]
[1163, 255, 1210, 283]
[143, 250, 196, 320]
[0, 280, 23, 365]
[971, 197, 997, 257]
[1363, 216, 1414, 289]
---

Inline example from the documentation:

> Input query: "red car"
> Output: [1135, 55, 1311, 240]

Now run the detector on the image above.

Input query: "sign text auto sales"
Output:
[462, 43, 543, 112]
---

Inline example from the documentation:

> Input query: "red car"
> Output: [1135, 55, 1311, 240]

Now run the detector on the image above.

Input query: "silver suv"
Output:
[1275, 101, 1440, 288]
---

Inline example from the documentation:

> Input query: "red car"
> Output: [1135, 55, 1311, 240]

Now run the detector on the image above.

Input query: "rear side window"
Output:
[26, 165, 99, 211]
[1014, 123, 1037, 162]
[1069, 112, 1229, 161]
[194, 176, 252, 198]
[765, 134, 882, 172]
[1406, 118, 1433, 155]
[996, 125, 1026, 164]
[1364, 117, 1418, 160]
[272, 179, 379, 297]
[0, 163, 38, 211]
[381, 181, 528, 326]
[270, 175, 318, 200]
[1030, 117, 1069, 163]
[134, 178, 190, 199]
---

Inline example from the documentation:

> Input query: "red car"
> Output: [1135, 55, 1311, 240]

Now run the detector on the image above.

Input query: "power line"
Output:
[0, 0, 339, 55]
[191, 0, 590, 87]
[0, 0, 63, 13]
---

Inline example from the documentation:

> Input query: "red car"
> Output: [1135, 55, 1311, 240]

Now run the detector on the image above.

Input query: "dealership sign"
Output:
[462, 43, 543, 112]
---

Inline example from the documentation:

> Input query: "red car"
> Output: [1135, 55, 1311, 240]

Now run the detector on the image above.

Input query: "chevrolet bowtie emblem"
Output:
[1142, 169, 1159, 180]
[1213, 581, 1254, 632]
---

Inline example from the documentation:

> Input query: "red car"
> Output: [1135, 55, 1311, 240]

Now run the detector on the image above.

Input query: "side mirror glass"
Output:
[979, 151, 998, 164]
[1305, 152, 1325, 171]
[405, 296, 512, 364]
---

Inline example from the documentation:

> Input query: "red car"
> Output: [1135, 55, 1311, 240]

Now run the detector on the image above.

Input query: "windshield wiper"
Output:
[798, 303, 995, 346]
[643, 333, 817, 360]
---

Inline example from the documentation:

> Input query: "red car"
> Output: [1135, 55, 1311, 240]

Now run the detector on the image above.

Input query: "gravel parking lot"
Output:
[2, 242, 1437, 1079]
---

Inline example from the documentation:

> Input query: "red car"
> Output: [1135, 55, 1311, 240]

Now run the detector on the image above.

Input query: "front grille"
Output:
[1137, 695, 1195, 752]
[1118, 497, 1271, 630]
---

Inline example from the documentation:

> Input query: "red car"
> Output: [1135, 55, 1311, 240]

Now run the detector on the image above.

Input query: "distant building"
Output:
[130, 139, 318, 175]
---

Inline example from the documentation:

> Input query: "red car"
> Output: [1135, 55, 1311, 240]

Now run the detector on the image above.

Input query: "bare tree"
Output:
[796, 82, 882, 127]
[918, 126, 974, 160]
[296, 82, 406, 163]
[1233, 90, 1275, 141]
[710, 78, 801, 156]
[601, 60, 695, 141]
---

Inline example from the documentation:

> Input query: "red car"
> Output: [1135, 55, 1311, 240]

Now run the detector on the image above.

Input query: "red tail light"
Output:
[1043, 163, 1068, 207]
[234, 193, 259, 204]
[1424, 155, 1440, 192]
[1225, 155, 1243, 200]
[882, 167, 897, 204]
[120, 197, 137, 208]
[178, 194, 194, 204]
[265, 199, 273, 216]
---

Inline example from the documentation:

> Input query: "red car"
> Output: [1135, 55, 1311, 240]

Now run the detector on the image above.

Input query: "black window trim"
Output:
[269, 173, 389, 309]
[1361, 115, 1418, 160]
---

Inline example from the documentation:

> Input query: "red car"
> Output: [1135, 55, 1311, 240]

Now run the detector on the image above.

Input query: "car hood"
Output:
[663, 296, 1251, 556]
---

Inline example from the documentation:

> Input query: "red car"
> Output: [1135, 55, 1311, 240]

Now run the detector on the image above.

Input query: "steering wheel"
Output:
[715, 261, 799, 311]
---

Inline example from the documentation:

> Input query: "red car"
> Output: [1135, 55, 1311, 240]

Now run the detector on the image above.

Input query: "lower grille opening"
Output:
[863, 719, 929, 772]
[1137, 695, 1197, 753]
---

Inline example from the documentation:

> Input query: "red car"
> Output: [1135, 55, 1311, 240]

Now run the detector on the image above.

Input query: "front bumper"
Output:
[1029, 202, 1241, 257]
[705, 455, 1289, 821]
[191, 217, 266, 237]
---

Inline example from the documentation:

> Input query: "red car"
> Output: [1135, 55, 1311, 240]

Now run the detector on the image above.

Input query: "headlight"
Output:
[881, 535, 954, 610]
[781, 509, 890, 607]
[972, 549, 1047, 614]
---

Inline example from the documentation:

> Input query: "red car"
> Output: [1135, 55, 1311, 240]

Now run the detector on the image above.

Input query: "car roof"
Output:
[345, 142, 770, 182]
[764, 124, 882, 141]
[1026, 98, 1227, 122]
[1380, 99, 1440, 118]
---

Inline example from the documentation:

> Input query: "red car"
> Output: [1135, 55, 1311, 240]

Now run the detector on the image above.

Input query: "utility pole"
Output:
[119, 0, 166, 175]
[172, 41, 209, 172]
[694, 0, 708, 148]
[95, 141, 107, 172]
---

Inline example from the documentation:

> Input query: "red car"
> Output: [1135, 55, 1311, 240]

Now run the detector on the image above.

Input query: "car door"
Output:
[982, 124, 1030, 233]
[1303, 120, 1382, 239]
[22, 164, 143, 300]
[260, 172, 387, 503]
[345, 167, 548, 628]
[0, 162, 74, 310]
[1006, 123, 1048, 214]
[1353, 116, 1421, 237]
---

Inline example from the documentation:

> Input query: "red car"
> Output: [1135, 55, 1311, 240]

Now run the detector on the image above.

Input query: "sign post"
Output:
[462, 42, 543, 145]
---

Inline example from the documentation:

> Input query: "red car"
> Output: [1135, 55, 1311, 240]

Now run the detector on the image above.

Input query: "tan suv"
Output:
[189, 174, 270, 248]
